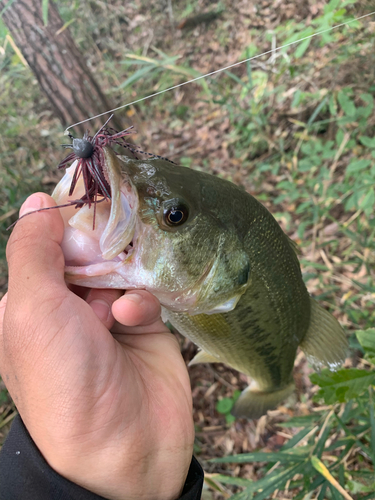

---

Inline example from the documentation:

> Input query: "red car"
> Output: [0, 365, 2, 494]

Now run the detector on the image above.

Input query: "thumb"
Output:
[7, 193, 66, 301]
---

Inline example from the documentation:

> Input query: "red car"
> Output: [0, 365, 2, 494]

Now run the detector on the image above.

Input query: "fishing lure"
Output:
[57, 115, 135, 226]
[8, 115, 174, 230]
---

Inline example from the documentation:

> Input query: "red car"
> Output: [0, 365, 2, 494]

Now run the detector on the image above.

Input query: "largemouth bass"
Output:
[52, 146, 348, 418]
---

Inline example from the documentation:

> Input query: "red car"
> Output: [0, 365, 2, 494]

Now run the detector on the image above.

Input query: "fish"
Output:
[52, 146, 348, 418]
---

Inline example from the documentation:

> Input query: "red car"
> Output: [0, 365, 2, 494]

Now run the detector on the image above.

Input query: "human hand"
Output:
[0, 193, 194, 500]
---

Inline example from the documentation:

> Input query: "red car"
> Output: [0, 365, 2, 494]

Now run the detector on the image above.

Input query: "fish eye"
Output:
[164, 205, 189, 226]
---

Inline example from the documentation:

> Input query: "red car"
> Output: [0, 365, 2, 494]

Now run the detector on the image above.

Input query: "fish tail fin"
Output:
[232, 381, 295, 419]
[300, 298, 348, 371]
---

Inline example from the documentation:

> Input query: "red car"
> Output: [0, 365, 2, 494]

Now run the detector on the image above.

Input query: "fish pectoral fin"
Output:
[189, 350, 221, 366]
[205, 296, 241, 314]
[232, 381, 295, 419]
[300, 298, 348, 371]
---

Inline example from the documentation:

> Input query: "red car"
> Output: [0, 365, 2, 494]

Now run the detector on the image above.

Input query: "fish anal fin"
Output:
[300, 298, 348, 371]
[232, 381, 295, 419]
[189, 350, 221, 366]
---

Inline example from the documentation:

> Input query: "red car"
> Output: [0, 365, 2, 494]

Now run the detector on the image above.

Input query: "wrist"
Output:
[1, 417, 201, 500]
[48, 446, 192, 500]
[37, 422, 194, 500]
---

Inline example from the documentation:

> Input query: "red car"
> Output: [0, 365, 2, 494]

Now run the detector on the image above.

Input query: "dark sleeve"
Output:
[0, 416, 203, 500]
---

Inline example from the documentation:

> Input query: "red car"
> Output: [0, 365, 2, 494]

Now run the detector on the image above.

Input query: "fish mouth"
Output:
[52, 147, 139, 285]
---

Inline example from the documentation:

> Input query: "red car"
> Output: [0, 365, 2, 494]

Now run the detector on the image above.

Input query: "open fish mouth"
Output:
[52, 147, 139, 284]
[52, 145, 249, 314]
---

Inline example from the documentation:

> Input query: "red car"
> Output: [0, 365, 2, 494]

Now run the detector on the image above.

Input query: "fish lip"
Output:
[98, 147, 139, 261]
[57, 148, 139, 280]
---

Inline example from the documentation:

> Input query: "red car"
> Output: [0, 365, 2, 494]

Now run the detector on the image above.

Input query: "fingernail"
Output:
[89, 299, 111, 323]
[19, 194, 44, 217]
[124, 292, 143, 305]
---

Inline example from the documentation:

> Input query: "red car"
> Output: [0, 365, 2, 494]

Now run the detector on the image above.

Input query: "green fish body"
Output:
[53, 148, 348, 418]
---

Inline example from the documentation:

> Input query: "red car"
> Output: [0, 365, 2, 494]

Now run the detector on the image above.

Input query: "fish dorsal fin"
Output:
[287, 236, 302, 256]
[300, 298, 348, 371]
[189, 350, 221, 366]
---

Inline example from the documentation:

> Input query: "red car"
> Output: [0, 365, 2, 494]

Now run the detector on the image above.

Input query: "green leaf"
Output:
[308, 96, 328, 126]
[42, 0, 49, 26]
[360, 188, 375, 216]
[0, 389, 8, 405]
[346, 159, 371, 174]
[204, 476, 226, 493]
[360, 93, 374, 110]
[359, 136, 375, 148]
[225, 413, 236, 425]
[294, 38, 311, 59]
[329, 484, 345, 500]
[310, 369, 375, 404]
[329, 95, 338, 116]
[250, 463, 306, 497]
[210, 474, 252, 487]
[281, 427, 315, 450]
[325, 0, 341, 13]
[313, 414, 333, 458]
[226, 489, 253, 500]
[356, 329, 375, 354]
[118, 65, 160, 89]
[279, 414, 323, 428]
[318, 484, 328, 500]
[216, 397, 234, 414]
[211, 450, 309, 464]
[233, 389, 242, 402]
[225, 70, 247, 88]
[283, 28, 314, 47]
[227, 463, 307, 499]
[337, 91, 356, 117]
[347, 479, 375, 494]
[311, 456, 353, 500]
[369, 388, 375, 466]
[0, 0, 16, 16]
[336, 129, 344, 146]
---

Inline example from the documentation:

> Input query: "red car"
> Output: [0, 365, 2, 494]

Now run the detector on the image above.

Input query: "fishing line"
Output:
[65, 10, 375, 133]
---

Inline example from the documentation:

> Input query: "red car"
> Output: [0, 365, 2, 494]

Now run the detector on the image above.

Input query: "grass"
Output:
[1, 0, 375, 497]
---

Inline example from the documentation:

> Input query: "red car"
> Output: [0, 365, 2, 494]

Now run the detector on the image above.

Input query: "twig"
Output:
[0, 410, 18, 430]
[0, 208, 17, 222]
[322, 131, 351, 199]
[167, 0, 174, 28]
